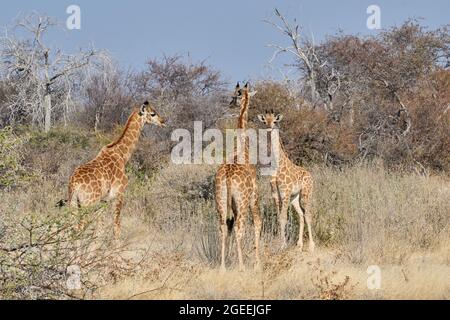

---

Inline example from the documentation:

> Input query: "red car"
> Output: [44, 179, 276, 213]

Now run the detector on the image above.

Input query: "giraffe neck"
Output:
[107, 111, 144, 164]
[238, 92, 249, 130]
[271, 130, 290, 171]
[237, 92, 250, 164]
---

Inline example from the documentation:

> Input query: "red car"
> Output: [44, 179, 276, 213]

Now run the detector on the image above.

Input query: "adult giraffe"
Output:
[61, 101, 166, 239]
[215, 82, 261, 272]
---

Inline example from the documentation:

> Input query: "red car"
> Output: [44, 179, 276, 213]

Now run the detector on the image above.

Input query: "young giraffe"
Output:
[63, 101, 165, 239]
[257, 111, 315, 252]
[215, 82, 261, 272]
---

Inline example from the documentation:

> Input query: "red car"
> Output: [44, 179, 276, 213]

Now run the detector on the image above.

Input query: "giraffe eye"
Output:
[150, 112, 156, 117]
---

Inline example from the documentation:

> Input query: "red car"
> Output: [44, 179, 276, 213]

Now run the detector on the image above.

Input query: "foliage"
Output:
[0, 127, 32, 189]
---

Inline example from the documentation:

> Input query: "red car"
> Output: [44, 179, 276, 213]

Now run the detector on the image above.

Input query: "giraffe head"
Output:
[257, 110, 283, 130]
[229, 82, 257, 108]
[138, 101, 166, 127]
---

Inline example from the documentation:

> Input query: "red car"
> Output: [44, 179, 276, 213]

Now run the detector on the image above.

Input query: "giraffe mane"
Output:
[106, 110, 139, 148]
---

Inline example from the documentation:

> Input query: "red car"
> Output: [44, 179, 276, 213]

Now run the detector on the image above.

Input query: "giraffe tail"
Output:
[225, 175, 234, 233]
[56, 182, 74, 208]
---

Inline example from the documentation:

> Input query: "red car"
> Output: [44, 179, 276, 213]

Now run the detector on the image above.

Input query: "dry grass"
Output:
[97, 229, 449, 300]
[1, 128, 449, 299]
[97, 163, 449, 300]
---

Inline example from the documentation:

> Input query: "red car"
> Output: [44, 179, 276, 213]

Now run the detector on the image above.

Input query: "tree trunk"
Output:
[44, 94, 51, 133]
[309, 73, 319, 107]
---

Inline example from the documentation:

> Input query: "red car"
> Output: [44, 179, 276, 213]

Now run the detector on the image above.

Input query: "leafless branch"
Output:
[0, 12, 106, 131]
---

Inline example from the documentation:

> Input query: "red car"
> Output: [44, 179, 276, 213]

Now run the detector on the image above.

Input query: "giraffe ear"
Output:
[257, 114, 266, 123]
[275, 114, 284, 122]
[248, 90, 257, 97]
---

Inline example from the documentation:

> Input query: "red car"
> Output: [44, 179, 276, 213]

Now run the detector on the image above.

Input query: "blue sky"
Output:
[1, 0, 448, 82]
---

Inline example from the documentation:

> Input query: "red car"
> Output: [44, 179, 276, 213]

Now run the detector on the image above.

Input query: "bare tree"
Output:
[265, 9, 341, 109]
[0, 13, 102, 131]
[80, 58, 133, 132]
[134, 54, 227, 130]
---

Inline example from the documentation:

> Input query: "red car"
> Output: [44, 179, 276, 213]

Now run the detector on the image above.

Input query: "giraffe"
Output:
[215, 82, 261, 272]
[257, 111, 315, 252]
[61, 101, 166, 239]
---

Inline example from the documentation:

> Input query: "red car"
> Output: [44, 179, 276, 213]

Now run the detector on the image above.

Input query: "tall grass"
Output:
[142, 163, 449, 266]
[1, 126, 448, 299]
[312, 164, 449, 264]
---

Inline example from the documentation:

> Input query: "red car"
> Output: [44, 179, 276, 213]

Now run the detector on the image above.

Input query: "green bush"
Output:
[0, 127, 33, 189]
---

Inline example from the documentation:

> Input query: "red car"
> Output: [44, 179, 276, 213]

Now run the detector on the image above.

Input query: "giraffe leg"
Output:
[218, 205, 228, 273]
[250, 189, 262, 270]
[270, 178, 280, 216]
[70, 193, 85, 232]
[75, 203, 85, 232]
[279, 192, 290, 249]
[291, 194, 305, 251]
[234, 200, 248, 271]
[113, 193, 124, 240]
[215, 177, 228, 272]
[301, 188, 315, 253]
[219, 222, 228, 273]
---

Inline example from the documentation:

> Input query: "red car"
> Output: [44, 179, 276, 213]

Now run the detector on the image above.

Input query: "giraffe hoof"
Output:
[220, 265, 226, 274]
[297, 243, 304, 251]
[308, 243, 315, 253]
